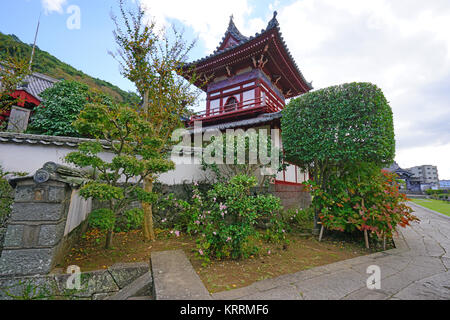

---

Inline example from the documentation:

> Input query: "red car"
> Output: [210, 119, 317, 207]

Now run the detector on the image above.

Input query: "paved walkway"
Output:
[152, 250, 211, 300]
[212, 202, 450, 300]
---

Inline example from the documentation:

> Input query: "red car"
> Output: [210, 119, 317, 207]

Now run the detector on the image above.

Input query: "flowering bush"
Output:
[307, 165, 418, 241]
[164, 175, 286, 264]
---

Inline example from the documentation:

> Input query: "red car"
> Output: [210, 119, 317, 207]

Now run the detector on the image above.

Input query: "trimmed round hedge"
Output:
[281, 82, 395, 169]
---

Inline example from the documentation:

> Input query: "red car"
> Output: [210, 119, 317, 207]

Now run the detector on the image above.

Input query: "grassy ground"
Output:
[411, 199, 450, 216]
[59, 228, 375, 293]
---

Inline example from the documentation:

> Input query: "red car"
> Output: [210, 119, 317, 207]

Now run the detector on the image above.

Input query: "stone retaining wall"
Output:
[268, 183, 311, 211]
[0, 262, 151, 300]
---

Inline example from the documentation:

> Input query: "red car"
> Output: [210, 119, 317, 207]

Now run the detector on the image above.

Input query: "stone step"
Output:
[151, 250, 211, 300]
[105, 272, 152, 300]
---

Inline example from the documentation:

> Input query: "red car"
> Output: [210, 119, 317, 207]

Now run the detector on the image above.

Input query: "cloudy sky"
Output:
[1, 0, 449, 178]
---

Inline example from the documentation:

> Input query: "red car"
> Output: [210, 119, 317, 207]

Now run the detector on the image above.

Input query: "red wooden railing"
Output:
[189, 94, 282, 125]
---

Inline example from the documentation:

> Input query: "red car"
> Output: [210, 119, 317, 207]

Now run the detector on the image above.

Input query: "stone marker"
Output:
[7, 106, 31, 133]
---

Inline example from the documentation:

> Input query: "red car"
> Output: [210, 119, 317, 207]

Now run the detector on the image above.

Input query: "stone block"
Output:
[106, 272, 152, 300]
[3, 225, 24, 248]
[14, 185, 41, 203]
[10, 203, 65, 222]
[0, 275, 58, 300]
[14, 183, 68, 204]
[22, 225, 41, 247]
[7, 106, 31, 133]
[55, 270, 119, 298]
[38, 223, 65, 247]
[48, 186, 67, 203]
[0, 248, 55, 276]
[108, 262, 149, 289]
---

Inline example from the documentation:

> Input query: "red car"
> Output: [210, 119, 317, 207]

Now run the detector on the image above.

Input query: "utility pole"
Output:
[29, 12, 42, 72]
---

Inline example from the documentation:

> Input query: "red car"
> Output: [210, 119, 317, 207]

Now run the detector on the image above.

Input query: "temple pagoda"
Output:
[182, 11, 312, 126]
[182, 12, 313, 188]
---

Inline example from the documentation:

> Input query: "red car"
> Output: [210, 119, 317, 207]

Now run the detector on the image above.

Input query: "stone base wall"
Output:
[0, 262, 150, 300]
[0, 179, 72, 277]
[269, 183, 311, 211]
[0, 177, 90, 278]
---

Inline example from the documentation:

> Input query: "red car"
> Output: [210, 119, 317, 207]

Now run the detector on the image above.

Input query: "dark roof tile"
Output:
[17, 72, 58, 101]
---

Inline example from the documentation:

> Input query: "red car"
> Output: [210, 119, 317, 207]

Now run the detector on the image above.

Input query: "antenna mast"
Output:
[29, 12, 42, 72]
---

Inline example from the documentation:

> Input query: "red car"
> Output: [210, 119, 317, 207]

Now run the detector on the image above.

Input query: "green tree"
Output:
[201, 130, 285, 188]
[0, 56, 31, 129]
[27, 80, 92, 137]
[281, 82, 395, 230]
[65, 102, 174, 248]
[110, 0, 202, 241]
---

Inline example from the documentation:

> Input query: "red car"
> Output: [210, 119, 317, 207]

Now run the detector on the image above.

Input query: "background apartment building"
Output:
[406, 165, 440, 188]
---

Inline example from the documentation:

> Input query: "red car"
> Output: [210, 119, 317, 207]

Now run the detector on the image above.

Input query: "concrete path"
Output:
[213, 202, 450, 300]
[152, 250, 212, 300]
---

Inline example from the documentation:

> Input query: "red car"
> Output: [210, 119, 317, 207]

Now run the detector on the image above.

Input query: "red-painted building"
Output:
[182, 12, 313, 187]
[0, 72, 57, 123]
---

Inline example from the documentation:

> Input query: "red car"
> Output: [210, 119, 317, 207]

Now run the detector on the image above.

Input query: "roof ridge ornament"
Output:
[226, 14, 247, 40]
[267, 11, 279, 29]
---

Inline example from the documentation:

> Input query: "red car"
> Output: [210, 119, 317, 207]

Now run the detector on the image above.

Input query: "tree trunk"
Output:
[364, 229, 370, 249]
[141, 89, 156, 242]
[311, 165, 321, 235]
[142, 177, 155, 241]
[105, 229, 113, 249]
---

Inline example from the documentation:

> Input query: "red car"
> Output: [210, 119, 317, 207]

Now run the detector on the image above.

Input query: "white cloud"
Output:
[138, 0, 261, 53]
[137, 0, 450, 178]
[277, 0, 450, 178]
[41, 0, 67, 14]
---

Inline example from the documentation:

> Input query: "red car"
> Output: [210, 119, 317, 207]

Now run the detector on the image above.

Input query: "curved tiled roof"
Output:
[0, 132, 111, 149]
[187, 11, 313, 93]
[16, 72, 58, 101]
[215, 16, 249, 53]
[188, 111, 282, 133]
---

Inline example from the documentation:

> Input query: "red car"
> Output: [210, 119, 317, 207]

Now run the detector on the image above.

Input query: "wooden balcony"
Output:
[189, 95, 282, 125]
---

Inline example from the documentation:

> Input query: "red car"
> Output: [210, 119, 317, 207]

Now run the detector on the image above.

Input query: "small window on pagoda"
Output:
[224, 97, 238, 112]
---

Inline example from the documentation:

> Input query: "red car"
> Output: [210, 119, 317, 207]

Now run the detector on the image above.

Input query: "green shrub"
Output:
[154, 193, 187, 227]
[88, 209, 116, 231]
[0, 167, 13, 227]
[114, 208, 144, 232]
[283, 207, 314, 231]
[170, 175, 286, 265]
[306, 166, 418, 240]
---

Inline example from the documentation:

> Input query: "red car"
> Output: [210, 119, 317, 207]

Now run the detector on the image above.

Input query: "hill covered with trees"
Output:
[0, 32, 139, 104]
